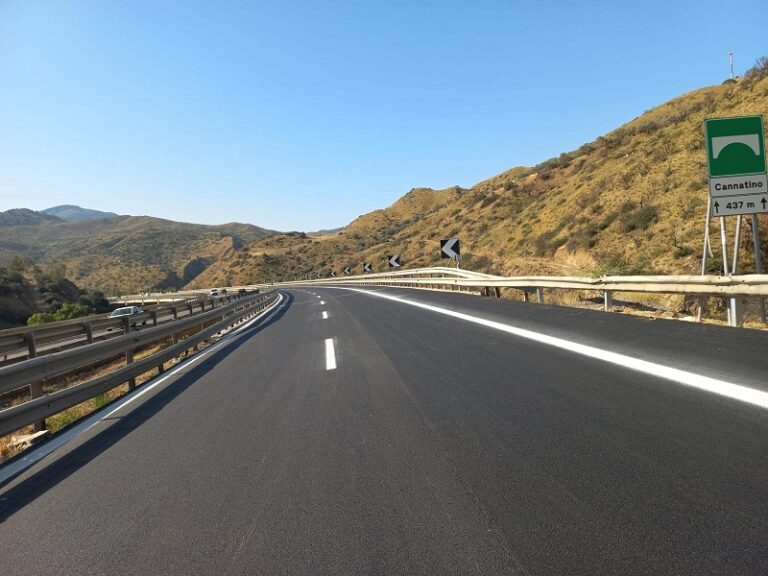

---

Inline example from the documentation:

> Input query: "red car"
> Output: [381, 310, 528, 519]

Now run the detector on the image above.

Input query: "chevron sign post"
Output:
[387, 255, 401, 268]
[343, 267, 351, 275]
[330, 271, 336, 277]
[363, 262, 372, 273]
[440, 238, 460, 259]
[440, 238, 461, 269]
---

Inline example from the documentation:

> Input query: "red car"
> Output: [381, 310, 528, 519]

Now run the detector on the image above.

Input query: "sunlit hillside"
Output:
[191, 61, 768, 288]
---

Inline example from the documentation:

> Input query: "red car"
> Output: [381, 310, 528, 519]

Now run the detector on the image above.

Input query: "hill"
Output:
[0, 208, 62, 227]
[41, 205, 119, 221]
[0, 257, 112, 329]
[0, 214, 278, 294]
[191, 60, 768, 288]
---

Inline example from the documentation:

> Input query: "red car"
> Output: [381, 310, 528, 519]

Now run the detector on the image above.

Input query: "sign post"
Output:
[440, 238, 461, 268]
[705, 115, 768, 217]
[704, 115, 767, 326]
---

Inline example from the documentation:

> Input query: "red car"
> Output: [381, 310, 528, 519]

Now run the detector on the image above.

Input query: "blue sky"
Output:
[1, 0, 765, 231]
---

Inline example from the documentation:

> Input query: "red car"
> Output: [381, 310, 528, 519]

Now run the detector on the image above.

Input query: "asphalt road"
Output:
[1, 287, 767, 575]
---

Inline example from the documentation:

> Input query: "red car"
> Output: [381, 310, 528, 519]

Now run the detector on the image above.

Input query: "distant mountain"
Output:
[0, 212, 279, 293]
[41, 205, 119, 222]
[310, 226, 343, 236]
[0, 208, 62, 227]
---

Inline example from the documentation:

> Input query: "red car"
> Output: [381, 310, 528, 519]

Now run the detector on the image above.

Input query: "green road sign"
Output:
[705, 115, 766, 177]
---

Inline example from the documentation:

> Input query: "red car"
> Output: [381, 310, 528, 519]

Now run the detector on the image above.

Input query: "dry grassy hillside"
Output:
[0, 214, 276, 294]
[193, 63, 768, 288]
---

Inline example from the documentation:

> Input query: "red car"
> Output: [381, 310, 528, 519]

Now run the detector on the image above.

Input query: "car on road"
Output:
[238, 288, 247, 295]
[220, 288, 228, 295]
[107, 305, 146, 329]
[109, 306, 143, 318]
[209, 289, 219, 297]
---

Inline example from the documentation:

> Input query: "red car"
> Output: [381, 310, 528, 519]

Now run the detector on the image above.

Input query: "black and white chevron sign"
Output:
[343, 267, 351, 275]
[330, 271, 336, 277]
[388, 255, 401, 268]
[440, 238, 461, 259]
[363, 262, 372, 273]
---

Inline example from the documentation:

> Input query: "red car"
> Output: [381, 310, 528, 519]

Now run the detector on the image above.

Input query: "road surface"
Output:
[1, 287, 767, 575]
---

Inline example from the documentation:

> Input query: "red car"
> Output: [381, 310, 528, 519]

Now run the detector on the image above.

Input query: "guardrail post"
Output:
[150, 311, 157, 326]
[604, 291, 613, 312]
[25, 332, 47, 432]
[523, 290, 530, 303]
[25, 331, 37, 360]
[126, 348, 136, 390]
[536, 288, 544, 304]
[83, 321, 94, 344]
[171, 306, 178, 320]
[729, 297, 744, 328]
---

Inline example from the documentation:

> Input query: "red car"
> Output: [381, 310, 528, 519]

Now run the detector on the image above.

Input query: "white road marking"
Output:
[325, 338, 337, 370]
[0, 293, 285, 485]
[334, 288, 768, 411]
[320, 300, 325, 305]
[316, 295, 321, 299]
[322, 311, 328, 319]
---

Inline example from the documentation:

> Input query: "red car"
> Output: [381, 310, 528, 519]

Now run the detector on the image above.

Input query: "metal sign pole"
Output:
[752, 214, 767, 323]
[732, 215, 742, 273]
[719, 216, 733, 325]
[698, 197, 712, 322]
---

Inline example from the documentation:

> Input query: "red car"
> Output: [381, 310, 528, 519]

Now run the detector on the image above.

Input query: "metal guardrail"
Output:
[274, 266, 768, 324]
[274, 266, 768, 295]
[112, 285, 268, 305]
[0, 292, 258, 366]
[0, 291, 279, 438]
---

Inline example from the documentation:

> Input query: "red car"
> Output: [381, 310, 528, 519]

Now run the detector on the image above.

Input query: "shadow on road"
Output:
[0, 292, 293, 522]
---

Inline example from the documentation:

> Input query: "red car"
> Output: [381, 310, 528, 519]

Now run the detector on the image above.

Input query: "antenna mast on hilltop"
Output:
[729, 51, 734, 79]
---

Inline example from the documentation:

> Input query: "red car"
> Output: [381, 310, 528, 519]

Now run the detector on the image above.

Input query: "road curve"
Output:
[1, 287, 766, 575]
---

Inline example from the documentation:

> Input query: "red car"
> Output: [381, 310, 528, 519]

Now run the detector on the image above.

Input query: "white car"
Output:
[109, 306, 143, 318]
[209, 289, 219, 297]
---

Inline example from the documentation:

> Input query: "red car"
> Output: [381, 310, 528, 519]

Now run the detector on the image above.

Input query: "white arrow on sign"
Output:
[388, 255, 401, 268]
[363, 262, 372, 273]
[343, 267, 351, 275]
[330, 271, 336, 277]
[440, 238, 460, 259]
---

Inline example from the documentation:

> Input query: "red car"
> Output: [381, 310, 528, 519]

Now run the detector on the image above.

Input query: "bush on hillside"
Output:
[619, 204, 659, 232]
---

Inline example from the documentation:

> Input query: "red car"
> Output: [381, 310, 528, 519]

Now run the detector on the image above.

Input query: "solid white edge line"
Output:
[325, 338, 337, 370]
[322, 311, 328, 320]
[0, 293, 285, 485]
[330, 287, 768, 411]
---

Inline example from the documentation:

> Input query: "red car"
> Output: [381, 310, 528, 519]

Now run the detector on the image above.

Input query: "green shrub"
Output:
[619, 204, 659, 232]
